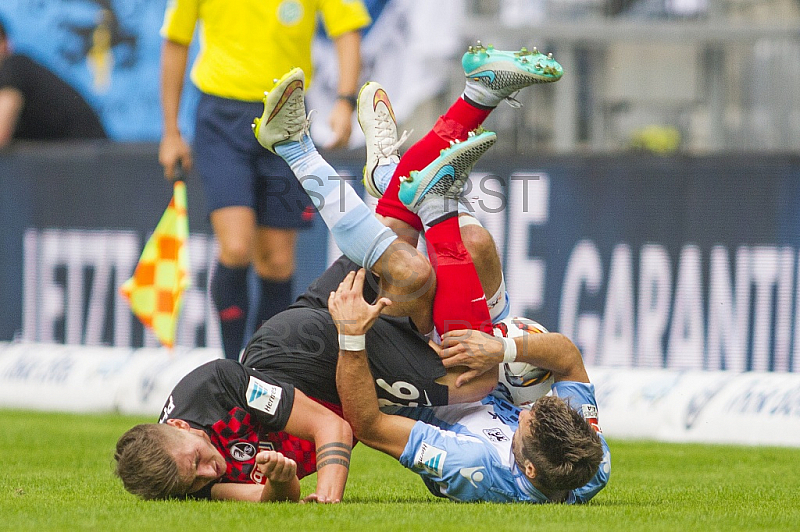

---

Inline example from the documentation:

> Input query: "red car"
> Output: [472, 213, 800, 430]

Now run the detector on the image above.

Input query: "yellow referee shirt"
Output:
[161, 0, 371, 101]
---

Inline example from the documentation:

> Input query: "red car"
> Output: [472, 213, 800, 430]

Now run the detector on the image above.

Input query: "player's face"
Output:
[511, 407, 535, 468]
[169, 427, 227, 494]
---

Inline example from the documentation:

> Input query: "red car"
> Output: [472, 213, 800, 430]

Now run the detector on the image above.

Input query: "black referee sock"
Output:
[211, 262, 249, 361]
[256, 277, 293, 328]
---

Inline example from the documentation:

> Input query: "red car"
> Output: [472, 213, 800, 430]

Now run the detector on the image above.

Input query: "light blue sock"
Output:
[275, 135, 337, 208]
[275, 136, 396, 268]
[329, 202, 396, 269]
[374, 162, 398, 195]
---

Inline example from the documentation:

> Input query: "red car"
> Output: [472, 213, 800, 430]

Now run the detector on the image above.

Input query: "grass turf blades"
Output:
[1, 409, 798, 531]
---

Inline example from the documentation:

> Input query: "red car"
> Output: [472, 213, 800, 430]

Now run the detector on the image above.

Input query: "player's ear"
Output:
[524, 461, 537, 480]
[165, 419, 191, 431]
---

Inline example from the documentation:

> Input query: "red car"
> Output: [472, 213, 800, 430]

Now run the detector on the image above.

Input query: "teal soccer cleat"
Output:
[398, 130, 497, 213]
[462, 42, 563, 106]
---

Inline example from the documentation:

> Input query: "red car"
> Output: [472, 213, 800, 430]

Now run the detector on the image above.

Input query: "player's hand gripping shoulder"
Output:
[328, 269, 392, 340]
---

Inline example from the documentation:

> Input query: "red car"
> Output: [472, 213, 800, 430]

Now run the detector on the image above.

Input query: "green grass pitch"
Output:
[1, 409, 798, 531]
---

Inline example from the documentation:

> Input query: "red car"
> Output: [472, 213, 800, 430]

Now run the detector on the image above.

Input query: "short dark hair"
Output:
[114, 424, 188, 500]
[519, 395, 604, 492]
[0, 16, 7, 41]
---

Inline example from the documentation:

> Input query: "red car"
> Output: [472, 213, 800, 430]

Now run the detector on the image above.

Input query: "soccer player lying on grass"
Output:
[114, 359, 353, 502]
[330, 269, 610, 503]
[114, 133, 505, 504]
[253, 54, 609, 502]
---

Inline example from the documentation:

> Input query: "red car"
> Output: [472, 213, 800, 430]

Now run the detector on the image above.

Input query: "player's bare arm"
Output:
[426, 340, 498, 402]
[282, 387, 353, 503]
[330, 269, 416, 460]
[441, 329, 589, 385]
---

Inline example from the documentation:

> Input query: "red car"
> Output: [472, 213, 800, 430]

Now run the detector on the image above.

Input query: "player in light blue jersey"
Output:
[330, 269, 610, 503]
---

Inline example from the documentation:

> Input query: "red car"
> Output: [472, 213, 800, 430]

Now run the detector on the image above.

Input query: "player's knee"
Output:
[461, 224, 497, 264]
[218, 242, 252, 268]
[405, 252, 433, 293]
[253, 253, 295, 280]
[379, 246, 433, 297]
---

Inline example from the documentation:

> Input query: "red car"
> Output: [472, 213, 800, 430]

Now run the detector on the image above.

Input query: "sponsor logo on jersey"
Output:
[229, 441, 257, 461]
[482, 428, 510, 443]
[246, 376, 282, 415]
[459, 466, 486, 488]
[581, 404, 602, 433]
[413, 442, 447, 477]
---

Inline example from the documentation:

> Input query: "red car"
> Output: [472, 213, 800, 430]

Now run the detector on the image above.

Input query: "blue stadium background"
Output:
[2, 1, 800, 375]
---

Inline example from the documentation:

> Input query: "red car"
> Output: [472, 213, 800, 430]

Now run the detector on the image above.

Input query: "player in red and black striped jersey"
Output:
[115, 359, 352, 502]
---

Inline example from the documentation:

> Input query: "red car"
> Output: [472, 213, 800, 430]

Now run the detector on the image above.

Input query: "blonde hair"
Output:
[114, 424, 189, 500]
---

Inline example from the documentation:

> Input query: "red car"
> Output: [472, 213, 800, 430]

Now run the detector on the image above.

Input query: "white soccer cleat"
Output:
[252, 67, 310, 153]
[357, 81, 410, 198]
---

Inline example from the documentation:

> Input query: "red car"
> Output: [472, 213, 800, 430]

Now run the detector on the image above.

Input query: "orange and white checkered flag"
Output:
[121, 181, 190, 348]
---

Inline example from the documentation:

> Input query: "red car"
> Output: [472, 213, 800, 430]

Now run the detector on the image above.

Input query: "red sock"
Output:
[375, 97, 492, 230]
[425, 215, 493, 335]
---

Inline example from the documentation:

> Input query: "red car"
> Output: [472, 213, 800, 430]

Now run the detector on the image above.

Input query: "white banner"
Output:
[1, 343, 799, 447]
[589, 366, 800, 446]
[0, 342, 218, 416]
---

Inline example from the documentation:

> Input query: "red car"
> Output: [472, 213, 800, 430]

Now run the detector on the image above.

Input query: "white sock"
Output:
[487, 275, 509, 323]
[462, 83, 502, 108]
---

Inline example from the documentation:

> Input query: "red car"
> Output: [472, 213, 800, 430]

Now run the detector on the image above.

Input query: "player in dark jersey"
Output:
[114, 114, 502, 506]
[114, 244, 497, 504]
[114, 135, 501, 503]
[115, 359, 352, 502]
